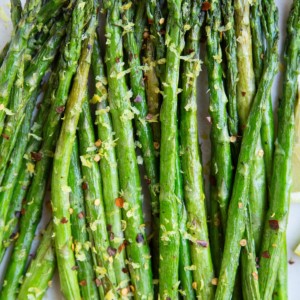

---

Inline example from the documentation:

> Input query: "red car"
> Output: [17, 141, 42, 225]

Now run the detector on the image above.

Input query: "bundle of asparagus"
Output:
[0, 0, 299, 299]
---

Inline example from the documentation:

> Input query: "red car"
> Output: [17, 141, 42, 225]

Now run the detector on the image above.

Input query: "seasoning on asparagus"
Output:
[180, 0, 215, 298]
[214, 6, 279, 299]
[51, 11, 97, 300]
[92, 37, 130, 290]
[258, 2, 299, 298]
[104, 0, 153, 297]
[17, 222, 56, 300]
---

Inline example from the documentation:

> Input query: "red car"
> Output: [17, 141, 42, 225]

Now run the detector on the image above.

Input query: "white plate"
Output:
[0, 0, 299, 299]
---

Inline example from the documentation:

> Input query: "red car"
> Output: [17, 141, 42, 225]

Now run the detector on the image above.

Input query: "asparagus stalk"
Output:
[92, 37, 130, 289]
[146, 0, 166, 81]
[0, 22, 65, 184]
[0, 43, 9, 67]
[234, 0, 267, 251]
[214, 12, 279, 300]
[104, 1, 153, 297]
[158, 0, 185, 298]
[0, 4, 88, 297]
[273, 236, 288, 300]
[17, 222, 56, 300]
[0, 71, 57, 257]
[258, 2, 299, 297]
[123, 0, 160, 277]
[78, 98, 118, 296]
[10, 0, 22, 29]
[0, 0, 66, 134]
[206, 0, 232, 234]
[134, 0, 147, 52]
[0, 89, 38, 260]
[175, 145, 194, 299]
[220, 0, 239, 161]
[143, 37, 161, 148]
[51, 13, 97, 300]
[180, 1, 215, 298]
[69, 139, 100, 300]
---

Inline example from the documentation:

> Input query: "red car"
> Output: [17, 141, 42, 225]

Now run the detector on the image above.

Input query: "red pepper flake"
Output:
[79, 280, 87, 286]
[147, 18, 154, 25]
[196, 240, 208, 248]
[95, 278, 102, 286]
[288, 259, 295, 265]
[262, 251, 271, 258]
[21, 208, 26, 215]
[201, 1, 211, 11]
[269, 220, 279, 230]
[115, 197, 124, 208]
[2, 133, 10, 140]
[136, 233, 145, 244]
[61, 217, 68, 224]
[55, 105, 65, 114]
[122, 267, 129, 274]
[107, 246, 117, 257]
[31, 151, 43, 161]
[118, 240, 129, 253]
[82, 182, 88, 190]
[77, 211, 85, 219]
[71, 265, 79, 270]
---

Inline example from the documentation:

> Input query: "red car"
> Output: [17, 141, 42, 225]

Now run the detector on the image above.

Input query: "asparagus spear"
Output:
[69, 139, 100, 300]
[143, 37, 161, 149]
[206, 0, 232, 233]
[0, 22, 65, 185]
[0, 43, 9, 67]
[51, 12, 97, 300]
[158, 0, 185, 297]
[0, 89, 39, 260]
[175, 145, 194, 299]
[92, 37, 130, 289]
[17, 222, 55, 300]
[0, 4, 88, 297]
[104, 1, 153, 297]
[0, 20, 67, 257]
[78, 98, 118, 296]
[0, 71, 57, 257]
[258, 2, 299, 298]
[123, 0, 160, 274]
[214, 11, 279, 300]
[0, 0, 66, 135]
[10, 0, 22, 29]
[180, 1, 215, 298]
[234, 0, 267, 251]
[134, 0, 147, 52]
[273, 236, 288, 300]
[220, 0, 239, 161]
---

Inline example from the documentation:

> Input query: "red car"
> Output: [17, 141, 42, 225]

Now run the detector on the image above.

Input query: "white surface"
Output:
[0, 0, 299, 299]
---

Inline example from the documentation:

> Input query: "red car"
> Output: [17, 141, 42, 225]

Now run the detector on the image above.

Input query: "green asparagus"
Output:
[69, 139, 100, 300]
[17, 222, 56, 300]
[214, 10, 279, 299]
[258, 2, 299, 298]
[180, 1, 215, 298]
[51, 12, 97, 300]
[104, 0, 153, 297]
[92, 37, 130, 289]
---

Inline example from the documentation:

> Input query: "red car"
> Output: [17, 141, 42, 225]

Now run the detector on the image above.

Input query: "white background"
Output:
[0, 0, 299, 299]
